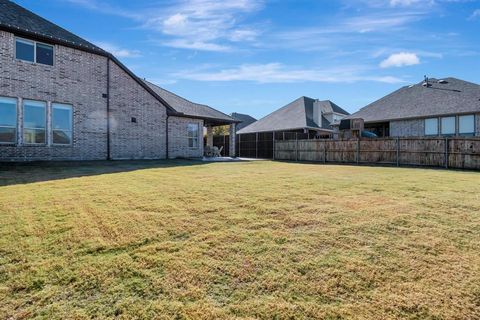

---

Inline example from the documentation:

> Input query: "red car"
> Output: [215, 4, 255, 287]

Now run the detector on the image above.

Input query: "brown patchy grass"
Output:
[0, 160, 479, 319]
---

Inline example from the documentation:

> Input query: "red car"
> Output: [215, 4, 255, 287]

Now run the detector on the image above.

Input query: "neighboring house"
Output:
[231, 113, 257, 131]
[237, 96, 349, 137]
[342, 77, 480, 137]
[0, 0, 237, 161]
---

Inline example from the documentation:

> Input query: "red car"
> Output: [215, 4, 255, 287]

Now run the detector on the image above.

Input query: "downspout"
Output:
[106, 57, 111, 160]
[166, 114, 169, 159]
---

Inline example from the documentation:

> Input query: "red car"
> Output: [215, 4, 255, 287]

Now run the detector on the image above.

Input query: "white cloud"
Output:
[95, 42, 141, 58]
[173, 63, 404, 84]
[380, 52, 420, 68]
[67, 0, 264, 51]
[389, 0, 429, 6]
[141, 0, 263, 51]
[163, 39, 231, 52]
[469, 9, 480, 20]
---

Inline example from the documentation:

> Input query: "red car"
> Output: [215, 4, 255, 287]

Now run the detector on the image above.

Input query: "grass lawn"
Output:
[1, 160, 479, 319]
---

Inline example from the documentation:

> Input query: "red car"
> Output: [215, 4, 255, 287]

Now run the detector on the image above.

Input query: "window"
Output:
[425, 118, 438, 135]
[459, 115, 475, 136]
[187, 123, 199, 148]
[15, 38, 34, 62]
[23, 100, 46, 144]
[0, 97, 17, 143]
[52, 103, 73, 145]
[15, 38, 53, 66]
[441, 116, 456, 135]
[36, 43, 54, 66]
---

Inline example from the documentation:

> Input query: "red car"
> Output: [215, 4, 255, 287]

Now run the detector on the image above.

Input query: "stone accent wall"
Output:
[476, 114, 480, 136]
[168, 116, 203, 159]
[390, 119, 424, 137]
[0, 30, 108, 161]
[108, 61, 167, 160]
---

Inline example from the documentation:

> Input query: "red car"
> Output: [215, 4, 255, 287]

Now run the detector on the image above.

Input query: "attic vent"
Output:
[438, 79, 448, 84]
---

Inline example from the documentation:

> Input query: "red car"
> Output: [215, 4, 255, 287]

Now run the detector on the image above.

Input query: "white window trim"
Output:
[51, 103, 74, 146]
[0, 96, 18, 145]
[23, 99, 47, 145]
[15, 37, 54, 66]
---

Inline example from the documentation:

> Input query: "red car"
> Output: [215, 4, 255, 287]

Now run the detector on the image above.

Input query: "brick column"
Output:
[206, 126, 213, 147]
[229, 123, 236, 157]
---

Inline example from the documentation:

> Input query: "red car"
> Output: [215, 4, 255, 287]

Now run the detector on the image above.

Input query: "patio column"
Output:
[206, 126, 214, 147]
[229, 123, 236, 157]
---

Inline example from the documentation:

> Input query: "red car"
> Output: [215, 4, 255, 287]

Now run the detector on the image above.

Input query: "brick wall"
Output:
[390, 119, 424, 137]
[108, 61, 167, 160]
[0, 30, 176, 161]
[168, 116, 204, 159]
[477, 114, 480, 136]
[0, 30, 108, 161]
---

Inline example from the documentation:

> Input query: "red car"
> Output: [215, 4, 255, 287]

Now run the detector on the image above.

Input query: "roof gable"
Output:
[231, 113, 257, 130]
[347, 77, 480, 122]
[143, 81, 236, 125]
[237, 96, 346, 134]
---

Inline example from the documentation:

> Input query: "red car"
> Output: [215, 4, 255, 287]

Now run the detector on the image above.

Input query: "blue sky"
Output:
[17, 0, 480, 118]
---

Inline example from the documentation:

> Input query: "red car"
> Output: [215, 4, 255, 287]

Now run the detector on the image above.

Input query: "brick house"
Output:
[341, 77, 480, 137]
[0, 0, 237, 161]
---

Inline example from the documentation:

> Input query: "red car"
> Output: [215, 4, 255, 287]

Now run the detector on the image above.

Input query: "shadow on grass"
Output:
[0, 159, 211, 187]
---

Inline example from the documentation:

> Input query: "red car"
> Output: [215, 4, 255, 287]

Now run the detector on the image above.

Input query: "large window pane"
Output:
[0, 97, 17, 143]
[52, 103, 73, 145]
[441, 117, 456, 135]
[36, 43, 54, 66]
[0, 127, 16, 143]
[24, 129, 46, 144]
[16, 38, 34, 62]
[424, 118, 438, 135]
[459, 115, 475, 135]
[23, 100, 46, 144]
[187, 123, 199, 148]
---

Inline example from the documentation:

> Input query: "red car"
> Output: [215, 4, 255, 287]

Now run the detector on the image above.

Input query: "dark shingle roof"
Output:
[237, 96, 348, 134]
[347, 77, 480, 122]
[0, 0, 107, 55]
[144, 81, 237, 124]
[231, 113, 257, 130]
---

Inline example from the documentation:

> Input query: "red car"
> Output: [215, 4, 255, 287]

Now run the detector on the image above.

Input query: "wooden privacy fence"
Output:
[274, 137, 480, 170]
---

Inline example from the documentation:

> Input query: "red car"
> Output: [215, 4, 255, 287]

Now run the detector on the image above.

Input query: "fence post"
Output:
[256, 132, 258, 159]
[396, 137, 400, 167]
[238, 134, 241, 158]
[356, 138, 360, 164]
[295, 133, 299, 162]
[223, 134, 226, 157]
[324, 140, 327, 163]
[445, 137, 449, 169]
